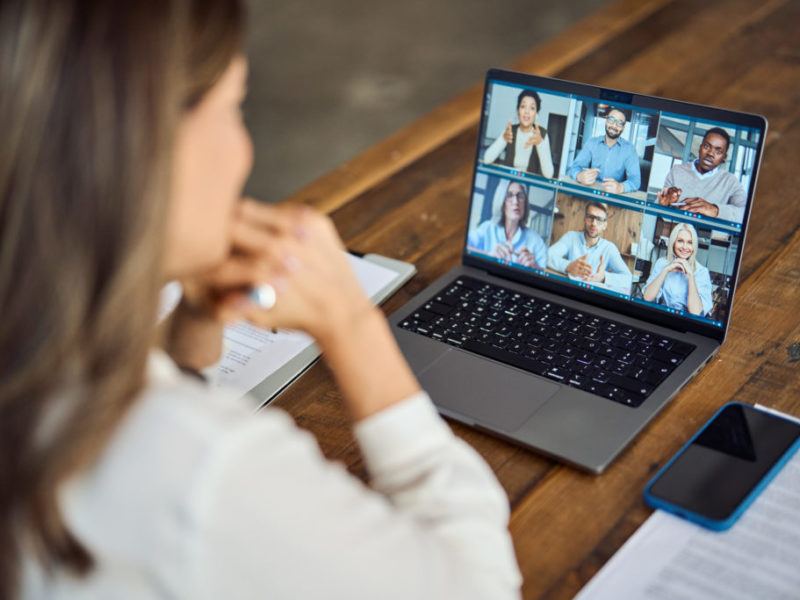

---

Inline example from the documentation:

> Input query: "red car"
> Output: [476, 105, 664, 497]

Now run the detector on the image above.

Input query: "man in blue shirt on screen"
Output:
[567, 108, 642, 195]
[547, 201, 632, 293]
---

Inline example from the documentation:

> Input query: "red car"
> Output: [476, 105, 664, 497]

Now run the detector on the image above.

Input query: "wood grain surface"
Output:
[271, 0, 800, 597]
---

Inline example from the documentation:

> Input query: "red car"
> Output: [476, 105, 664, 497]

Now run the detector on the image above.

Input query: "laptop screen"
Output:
[464, 70, 766, 338]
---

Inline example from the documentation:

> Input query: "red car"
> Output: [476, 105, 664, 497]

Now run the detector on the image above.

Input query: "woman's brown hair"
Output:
[0, 0, 243, 595]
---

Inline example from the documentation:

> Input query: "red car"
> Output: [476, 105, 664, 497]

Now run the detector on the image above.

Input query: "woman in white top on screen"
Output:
[642, 223, 714, 317]
[483, 89, 555, 178]
[0, 1, 521, 598]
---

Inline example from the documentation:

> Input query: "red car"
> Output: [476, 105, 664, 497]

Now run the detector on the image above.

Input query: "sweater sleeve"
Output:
[484, 133, 508, 165]
[715, 177, 747, 223]
[536, 133, 554, 179]
[189, 392, 522, 600]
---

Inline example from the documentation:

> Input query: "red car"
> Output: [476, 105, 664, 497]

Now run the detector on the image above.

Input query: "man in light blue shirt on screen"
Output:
[547, 201, 632, 293]
[567, 108, 641, 195]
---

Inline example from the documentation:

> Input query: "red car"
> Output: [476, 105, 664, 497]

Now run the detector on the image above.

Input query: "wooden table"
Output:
[276, 0, 800, 597]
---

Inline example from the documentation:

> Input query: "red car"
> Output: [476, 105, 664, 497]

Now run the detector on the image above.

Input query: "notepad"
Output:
[213, 252, 415, 406]
[576, 406, 800, 600]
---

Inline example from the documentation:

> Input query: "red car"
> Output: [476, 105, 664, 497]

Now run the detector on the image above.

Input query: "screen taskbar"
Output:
[476, 163, 744, 233]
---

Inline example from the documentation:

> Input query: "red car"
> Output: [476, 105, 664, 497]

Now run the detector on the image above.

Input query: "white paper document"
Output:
[577, 438, 800, 599]
[214, 253, 400, 398]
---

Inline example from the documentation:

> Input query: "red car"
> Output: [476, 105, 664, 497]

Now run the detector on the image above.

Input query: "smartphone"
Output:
[644, 402, 800, 530]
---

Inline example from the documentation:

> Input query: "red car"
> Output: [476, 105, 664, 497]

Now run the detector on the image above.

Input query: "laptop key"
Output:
[586, 381, 612, 396]
[608, 387, 645, 407]
[462, 340, 549, 376]
[575, 362, 593, 375]
[524, 346, 543, 360]
[611, 361, 631, 376]
[543, 340, 562, 353]
[567, 374, 590, 390]
[412, 309, 436, 323]
[670, 341, 695, 357]
[508, 341, 525, 354]
[599, 344, 618, 358]
[620, 394, 646, 408]
[533, 323, 552, 337]
[613, 335, 636, 350]
[582, 339, 601, 352]
[655, 337, 673, 350]
[561, 345, 579, 358]
[616, 351, 636, 364]
[652, 348, 684, 366]
[479, 319, 498, 332]
[492, 337, 510, 350]
[553, 356, 572, 369]
[644, 363, 671, 385]
[456, 277, 483, 289]
[433, 294, 457, 306]
[425, 301, 453, 316]
[545, 366, 569, 382]
[608, 374, 653, 397]
[595, 357, 613, 370]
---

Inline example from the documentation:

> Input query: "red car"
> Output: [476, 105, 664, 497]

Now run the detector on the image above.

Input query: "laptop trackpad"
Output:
[419, 349, 558, 433]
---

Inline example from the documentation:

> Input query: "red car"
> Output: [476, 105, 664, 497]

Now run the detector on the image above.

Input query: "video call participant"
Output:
[642, 222, 713, 316]
[547, 201, 632, 290]
[483, 89, 555, 178]
[566, 108, 641, 194]
[656, 127, 746, 223]
[468, 180, 547, 269]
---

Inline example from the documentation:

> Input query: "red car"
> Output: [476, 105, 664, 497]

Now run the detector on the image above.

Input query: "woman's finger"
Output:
[231, 217, 287, 256]
[197, 254, 274, 289]
[238, 198, 311, 234]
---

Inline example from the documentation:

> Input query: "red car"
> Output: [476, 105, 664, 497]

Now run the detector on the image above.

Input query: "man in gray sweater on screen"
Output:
[656, 127, 746, 223]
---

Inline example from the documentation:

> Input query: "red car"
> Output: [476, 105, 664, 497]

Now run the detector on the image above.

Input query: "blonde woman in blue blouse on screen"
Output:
[643, 223, 713, 316]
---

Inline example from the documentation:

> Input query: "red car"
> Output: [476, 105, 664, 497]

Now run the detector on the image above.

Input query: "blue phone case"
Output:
[643, 402, 800, 531]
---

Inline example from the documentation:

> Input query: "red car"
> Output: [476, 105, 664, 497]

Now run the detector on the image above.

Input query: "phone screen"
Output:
[645, 403, 800, 527]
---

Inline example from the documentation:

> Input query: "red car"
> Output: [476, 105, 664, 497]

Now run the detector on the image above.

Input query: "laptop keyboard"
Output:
[398, 276, 695, 408]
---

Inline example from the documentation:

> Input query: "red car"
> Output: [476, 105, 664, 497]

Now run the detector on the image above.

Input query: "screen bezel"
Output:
[463, 68, 768, 342]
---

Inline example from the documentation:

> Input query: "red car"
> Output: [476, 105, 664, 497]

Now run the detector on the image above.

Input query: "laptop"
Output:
[389, 68, 767, 473]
